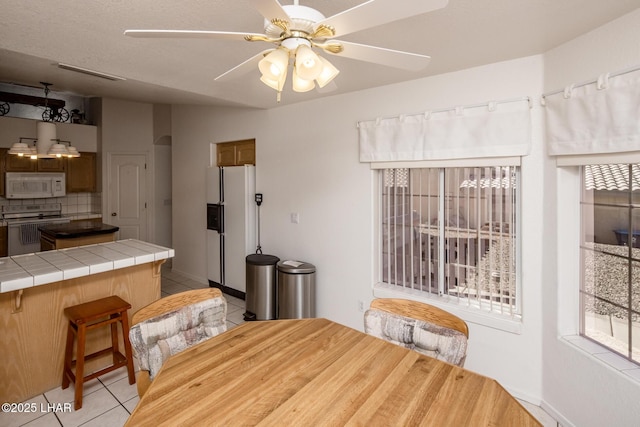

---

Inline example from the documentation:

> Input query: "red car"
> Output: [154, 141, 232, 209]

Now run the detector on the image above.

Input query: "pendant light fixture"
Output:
[8, 121, 80, 159]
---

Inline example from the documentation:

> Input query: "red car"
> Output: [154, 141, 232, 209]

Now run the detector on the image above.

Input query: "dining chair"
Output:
[128, 288, 227, 397]
[364, 298, 469, 366]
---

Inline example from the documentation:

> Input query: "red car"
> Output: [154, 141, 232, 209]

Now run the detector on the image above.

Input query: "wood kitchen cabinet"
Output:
[65, 152, 97, 193]
[1, 148, 65, 172]
[37, 157, 65, 172]
[216, 139, 255, 166]
[0, 148, 97, 195]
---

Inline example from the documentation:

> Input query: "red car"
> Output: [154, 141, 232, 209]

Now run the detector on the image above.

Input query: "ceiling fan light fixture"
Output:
[294, 44, 322, 80]
[258, 48, 289, 81]
[292, 66, 315, 92]
[315, 56, 340, 88]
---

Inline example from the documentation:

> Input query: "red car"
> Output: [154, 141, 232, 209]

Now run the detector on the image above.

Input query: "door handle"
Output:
[111, 212, 117, 216]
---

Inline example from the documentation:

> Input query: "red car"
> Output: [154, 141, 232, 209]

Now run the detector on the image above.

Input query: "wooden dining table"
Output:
[125, 318, 540, 426]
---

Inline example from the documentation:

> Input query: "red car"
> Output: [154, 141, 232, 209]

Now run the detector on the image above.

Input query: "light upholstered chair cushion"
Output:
[129, 297, 227, 379]
[364, 308, 468, 366]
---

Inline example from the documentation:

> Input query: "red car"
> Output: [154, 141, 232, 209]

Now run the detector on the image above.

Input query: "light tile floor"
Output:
[2, 264, 558, 426]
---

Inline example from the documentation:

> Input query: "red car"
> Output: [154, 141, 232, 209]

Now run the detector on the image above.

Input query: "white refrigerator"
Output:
[206, 165, 256, 297]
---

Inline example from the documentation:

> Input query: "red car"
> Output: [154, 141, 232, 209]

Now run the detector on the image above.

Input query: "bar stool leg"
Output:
[120, 310, 136, 384]
[73, 323, 87, 410]
[110, 314, 120, 365]
[61, 321, 74, 389]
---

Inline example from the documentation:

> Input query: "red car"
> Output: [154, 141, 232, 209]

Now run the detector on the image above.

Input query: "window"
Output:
[580, 163, 640, 364]
[380, 166, 519, 317]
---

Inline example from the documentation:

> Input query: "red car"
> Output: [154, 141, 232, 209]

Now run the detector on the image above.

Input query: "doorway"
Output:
[107, 153, 148, 240]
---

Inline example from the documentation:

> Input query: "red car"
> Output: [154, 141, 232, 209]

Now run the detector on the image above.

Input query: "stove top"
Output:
[2, 203, 64, 221]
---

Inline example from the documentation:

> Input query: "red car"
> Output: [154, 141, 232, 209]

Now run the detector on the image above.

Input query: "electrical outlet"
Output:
[290, 212, 300, 224]
[358, 300, 364, 312]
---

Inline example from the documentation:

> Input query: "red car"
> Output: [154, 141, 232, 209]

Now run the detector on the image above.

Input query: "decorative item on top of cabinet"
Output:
[65, 152, 96, 193]
[216, 139, 255, 167]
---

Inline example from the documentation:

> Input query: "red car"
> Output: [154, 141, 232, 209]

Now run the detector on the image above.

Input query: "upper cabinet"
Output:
[217, 139, 255, 167]
[65, 152, 97, 193]
[0, 148, 97, 195]
[37, 158, 66, 172]
[3, 153, 65, 172]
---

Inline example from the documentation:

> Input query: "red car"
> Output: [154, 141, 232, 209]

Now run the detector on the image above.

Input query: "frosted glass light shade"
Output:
[316, 56, 340, 88]
[258, 49, 289, 81]
[294, 45, 322, 80]
[292, 67, 315, 92]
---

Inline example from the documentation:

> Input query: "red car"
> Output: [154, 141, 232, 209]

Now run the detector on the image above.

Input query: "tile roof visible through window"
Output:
[459, 177, 516, 189]
[585, 164, 640, 191]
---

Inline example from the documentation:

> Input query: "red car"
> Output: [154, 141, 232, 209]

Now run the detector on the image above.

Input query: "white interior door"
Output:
[108, 153, 148, 241]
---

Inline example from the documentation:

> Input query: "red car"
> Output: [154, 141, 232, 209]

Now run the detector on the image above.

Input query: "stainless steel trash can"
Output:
[277, 260, 316, 319]
[244, 254, 280, 321]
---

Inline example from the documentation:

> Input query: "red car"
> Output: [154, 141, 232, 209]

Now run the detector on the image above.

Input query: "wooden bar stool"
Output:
[62, 295, 136, 410]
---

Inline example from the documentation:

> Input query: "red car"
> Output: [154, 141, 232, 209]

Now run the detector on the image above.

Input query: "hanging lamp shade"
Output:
[292, 65, 315, 92]
[294, 45, 322, 81]
[258, 49, 289, 81]
[47, 142, 69, 158]
[66, 146, 80, 158]
[8, 141, 32, 157]
[315, 56, 340, 88]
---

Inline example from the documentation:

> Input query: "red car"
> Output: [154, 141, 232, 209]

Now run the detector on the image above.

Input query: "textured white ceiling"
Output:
[0, 0, 638, 109]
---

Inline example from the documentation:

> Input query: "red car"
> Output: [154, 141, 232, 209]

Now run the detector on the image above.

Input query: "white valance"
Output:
[545, 67, 640, 157]
[358, 99, 531, 162]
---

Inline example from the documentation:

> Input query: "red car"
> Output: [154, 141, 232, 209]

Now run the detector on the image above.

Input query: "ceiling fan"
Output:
[125, 0, 449, 101]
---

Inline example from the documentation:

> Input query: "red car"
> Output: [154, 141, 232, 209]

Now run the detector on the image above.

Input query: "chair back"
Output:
[129, 288, 227, 396]
[364, 298, 468, 366]
[131, 288, 224, 325]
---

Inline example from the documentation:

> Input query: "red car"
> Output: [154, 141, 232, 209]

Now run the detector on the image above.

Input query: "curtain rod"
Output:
[541, 63, 640, 100]
[357, 96, 531, 127]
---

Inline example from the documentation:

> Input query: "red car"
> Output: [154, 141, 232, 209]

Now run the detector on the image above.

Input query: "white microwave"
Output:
[5, 172, 66, 199]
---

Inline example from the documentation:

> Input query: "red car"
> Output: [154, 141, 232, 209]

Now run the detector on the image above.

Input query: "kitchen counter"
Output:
[0, 239, 172, 403]
[39, 221, 119, 238]
[0, 239, 172, 293]
[39, 221, 119, 250]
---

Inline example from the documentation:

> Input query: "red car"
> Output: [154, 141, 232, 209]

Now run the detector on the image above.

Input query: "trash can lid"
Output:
[246, 254, 280, 265]
[277, 260, 316, 274]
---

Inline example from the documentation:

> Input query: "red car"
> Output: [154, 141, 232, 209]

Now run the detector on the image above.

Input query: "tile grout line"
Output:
[96, 376, 133, 420]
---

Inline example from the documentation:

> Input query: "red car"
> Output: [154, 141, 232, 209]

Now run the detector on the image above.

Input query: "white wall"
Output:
[541, 9, 640, 427]
[172, 53, 546, 402]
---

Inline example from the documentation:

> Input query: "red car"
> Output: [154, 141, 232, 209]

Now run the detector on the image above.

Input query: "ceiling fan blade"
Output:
[214, 49, 273, 81]
[124, 30, 264, 41]
[248, 0, 290, 22]
[327, 41, 430, 71]
[318, 0, 449, 38]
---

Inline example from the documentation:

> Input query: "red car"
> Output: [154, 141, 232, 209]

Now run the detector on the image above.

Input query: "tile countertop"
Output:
[0, 239, 175, 293]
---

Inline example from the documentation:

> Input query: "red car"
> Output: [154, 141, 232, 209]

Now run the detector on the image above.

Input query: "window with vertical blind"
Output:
[380, 165, 520, 318]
